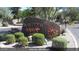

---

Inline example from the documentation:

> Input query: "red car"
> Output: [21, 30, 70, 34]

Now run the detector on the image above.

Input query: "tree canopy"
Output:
[10, 7, 20, 19]
[1, 7, 79, 23]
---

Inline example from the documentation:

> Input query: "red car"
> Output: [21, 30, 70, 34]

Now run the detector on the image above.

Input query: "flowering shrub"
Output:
[22, 17, 60, 38]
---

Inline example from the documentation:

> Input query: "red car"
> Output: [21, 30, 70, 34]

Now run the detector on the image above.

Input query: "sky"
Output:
[20, 7, 28, 10]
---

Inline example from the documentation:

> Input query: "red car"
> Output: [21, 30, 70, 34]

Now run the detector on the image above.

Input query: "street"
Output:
[68, 24, 79, 47]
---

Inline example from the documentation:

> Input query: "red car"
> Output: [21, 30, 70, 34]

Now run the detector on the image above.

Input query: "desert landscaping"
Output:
[0, 7, 78, 51]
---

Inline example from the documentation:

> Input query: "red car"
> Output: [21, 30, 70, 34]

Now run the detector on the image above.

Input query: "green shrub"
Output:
[0, 34, 6, 41]
[14, 32, 24, 39]
[32, 33, 46, 46]
[32, 33, 45, 39]
[5, 34, 16, 44]
[18, 36, 28, 46]
[52, 36, 68, 48]
[35, 39, 46, 46]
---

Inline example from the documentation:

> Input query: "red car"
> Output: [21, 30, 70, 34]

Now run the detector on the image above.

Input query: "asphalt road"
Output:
[68, 24, 79, 47]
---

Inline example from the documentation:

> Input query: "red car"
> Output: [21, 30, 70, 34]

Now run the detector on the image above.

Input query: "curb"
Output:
[66, 28, 78, 49]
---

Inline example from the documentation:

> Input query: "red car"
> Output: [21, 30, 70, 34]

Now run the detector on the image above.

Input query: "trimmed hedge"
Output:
[32, 33, 46, 46]
[18, 36, 28, 46]
[0, 34, 6, 41]
[14, 32, 24, 39]
[32, 33, 45, 39]
[5, 34, 16, 44]
[35, 39, 46, 46]
[52, 36, 68, 48]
